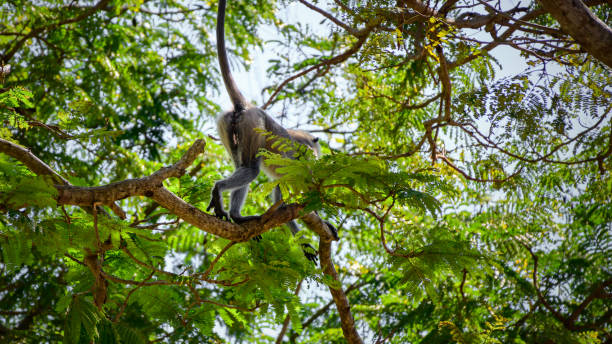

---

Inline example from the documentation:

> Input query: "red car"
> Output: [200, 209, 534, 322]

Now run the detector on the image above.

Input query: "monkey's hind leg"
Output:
[207, 165, 260, 221]
[230, 186, 260, 224]
[272, 186, 301, 233]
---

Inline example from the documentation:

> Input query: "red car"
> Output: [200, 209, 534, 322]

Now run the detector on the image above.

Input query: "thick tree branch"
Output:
[0, 138, 336, 243]
[436, 46, 451, 121]
[448, 0, 607, 68]
[0, 138, 68, 184]
[0, 138, 125, 218]
[317, 239, 364, 344]
[538, 0, 612, 68]
[301, 212, 339, 242]
[290, 280, 367, 342]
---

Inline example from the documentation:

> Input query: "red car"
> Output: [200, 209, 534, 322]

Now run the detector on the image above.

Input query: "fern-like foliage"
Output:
[259, 147, 453, 217]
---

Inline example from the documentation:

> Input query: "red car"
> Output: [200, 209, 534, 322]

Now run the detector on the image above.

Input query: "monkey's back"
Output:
[216, 107, 292, 171]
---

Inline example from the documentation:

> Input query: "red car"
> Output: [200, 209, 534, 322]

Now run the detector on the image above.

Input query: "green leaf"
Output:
[64, 296, 100, 344]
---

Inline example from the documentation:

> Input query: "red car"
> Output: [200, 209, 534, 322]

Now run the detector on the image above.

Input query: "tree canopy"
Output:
[0, 0, 610, 343]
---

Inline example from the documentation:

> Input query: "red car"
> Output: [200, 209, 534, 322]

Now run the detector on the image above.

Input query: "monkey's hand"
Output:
[301, 243, 318, 264]
[324, 221, 339, 241]
[207, 192, 229, 221]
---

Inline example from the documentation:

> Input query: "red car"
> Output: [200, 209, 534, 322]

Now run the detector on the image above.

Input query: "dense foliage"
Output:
[1, 0, 610, 343]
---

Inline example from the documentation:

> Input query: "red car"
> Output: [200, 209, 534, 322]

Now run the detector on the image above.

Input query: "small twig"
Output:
[196, 241, 236, 280]
[459, 268, 467, 302]
[61, 206, 71, 224]
[64, 253, 86, 266]
[275, 280, 303, 344]
[437, 154, 523, 183]
[121, 245, 180, 278]
[262, 21, 378, 109]
[201, 276, 250, 287]
[113, 271, 155, 322]
[99, 269, 174, 286]
[296, 0, 357, 34]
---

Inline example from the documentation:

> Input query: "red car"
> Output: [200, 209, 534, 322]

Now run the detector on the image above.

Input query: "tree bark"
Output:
[318, 240, 364, 344]
[0, 138, 337, 243]
[538, 0, 612, 68]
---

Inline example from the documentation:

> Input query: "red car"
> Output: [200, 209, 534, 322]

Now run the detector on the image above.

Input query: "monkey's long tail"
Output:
[217, 0, 248, 112]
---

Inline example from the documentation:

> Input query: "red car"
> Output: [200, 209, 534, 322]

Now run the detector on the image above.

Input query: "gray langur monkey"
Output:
[208, 0, 337, 255]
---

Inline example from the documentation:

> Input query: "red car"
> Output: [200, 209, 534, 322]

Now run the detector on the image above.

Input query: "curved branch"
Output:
[567, 277, 612, 328]
[538, 0, 612, 68]
[297, 0, 356, 34]
[0, 137, 125, 218]
[0, 138, 69, 184]
[0, 138, 323, 243]
[100, 270, 175, 286]
[437, 154, 524, 183]
[301, 212, 339, 242]
[262, 21, 378, 109]
[318, 239, 364, 344]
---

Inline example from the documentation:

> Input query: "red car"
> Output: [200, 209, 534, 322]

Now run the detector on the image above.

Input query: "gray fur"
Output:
[273, 185, 301, 235]
[209, 106, 321, 224]
[217, 0, 248, 111]
[209, 0, 323, 238]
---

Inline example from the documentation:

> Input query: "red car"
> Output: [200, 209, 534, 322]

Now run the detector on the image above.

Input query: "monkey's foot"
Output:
[206, 200, 229, 221]
[301, 243, 318, 264]
[324, 221, 339, 241]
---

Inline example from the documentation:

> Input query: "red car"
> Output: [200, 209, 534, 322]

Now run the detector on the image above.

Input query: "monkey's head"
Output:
[287, 130, 321, 158]
[308, 136, 321, 158]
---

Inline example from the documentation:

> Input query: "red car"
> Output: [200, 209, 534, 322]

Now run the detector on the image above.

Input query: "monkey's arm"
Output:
[272, 186, 340, 263]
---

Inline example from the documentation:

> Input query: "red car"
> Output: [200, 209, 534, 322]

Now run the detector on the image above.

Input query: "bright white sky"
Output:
[223, 0, 531, 103]
[206, 1, 561, 339]
[212, 0, 533, 135]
